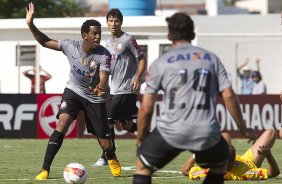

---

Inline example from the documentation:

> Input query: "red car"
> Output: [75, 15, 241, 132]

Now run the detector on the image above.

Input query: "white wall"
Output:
[1, 14, 282, 94]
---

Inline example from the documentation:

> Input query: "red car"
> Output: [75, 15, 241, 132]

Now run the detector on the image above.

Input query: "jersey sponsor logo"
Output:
[72, 65, 95, 79]
[167, 52, 211, 63]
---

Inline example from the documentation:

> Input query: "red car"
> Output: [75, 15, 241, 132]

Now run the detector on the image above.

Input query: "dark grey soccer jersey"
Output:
[145, 43, 231, 151]
[58, 39, 111, 103]
[105, 32, 143, 95]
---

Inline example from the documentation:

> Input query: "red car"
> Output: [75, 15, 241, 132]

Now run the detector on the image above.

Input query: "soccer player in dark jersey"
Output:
[25, 2, 121, 180]
[133, 12, 256, 184]
[92, 8, 147, 166]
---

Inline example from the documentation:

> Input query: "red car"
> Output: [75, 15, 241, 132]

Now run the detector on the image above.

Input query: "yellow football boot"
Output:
[35, 169, 49, 180]
[108, 159, 121, 177]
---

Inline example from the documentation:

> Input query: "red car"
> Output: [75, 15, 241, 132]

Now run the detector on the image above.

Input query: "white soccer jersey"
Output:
[58, 39, 111, 103]
[105, 32, 143, 95]
[145, 43, 231, 151]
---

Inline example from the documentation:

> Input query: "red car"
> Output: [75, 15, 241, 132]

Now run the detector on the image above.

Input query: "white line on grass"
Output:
[7, 168, 281, 181]
[122, 166, 182, 174]
[2, 167, 182, 181]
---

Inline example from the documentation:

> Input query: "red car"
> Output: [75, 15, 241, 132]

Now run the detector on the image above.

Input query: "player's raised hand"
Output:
[25, 1, 35, 26]
[257, 145, 271, 157]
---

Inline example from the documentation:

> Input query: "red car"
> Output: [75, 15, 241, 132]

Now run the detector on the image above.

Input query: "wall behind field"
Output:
[0, 14, 281, 94]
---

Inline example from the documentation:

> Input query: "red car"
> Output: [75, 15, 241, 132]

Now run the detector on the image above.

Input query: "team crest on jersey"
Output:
[117, 43, 123, 51]
[60, 101, 67, 109]
[90, 60, 98, 69]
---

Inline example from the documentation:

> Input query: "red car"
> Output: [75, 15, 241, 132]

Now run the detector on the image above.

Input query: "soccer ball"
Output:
[63, 163, 88, 184]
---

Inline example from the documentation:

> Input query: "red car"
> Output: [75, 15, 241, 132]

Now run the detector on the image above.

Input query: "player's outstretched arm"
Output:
[25, 2, 60, 51]
[181, 156, 195, 176]
[221, 87, 256, 141]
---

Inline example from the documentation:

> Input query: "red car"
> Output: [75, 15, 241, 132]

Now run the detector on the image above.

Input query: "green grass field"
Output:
[1, 138, 282, 184]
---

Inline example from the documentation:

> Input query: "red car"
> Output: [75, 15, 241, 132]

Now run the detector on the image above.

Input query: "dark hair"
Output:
[106, 8, 123, 23]
[251, 71, 262, 79]
[81, 19, 101, 38]
[166, 12, 195, 41]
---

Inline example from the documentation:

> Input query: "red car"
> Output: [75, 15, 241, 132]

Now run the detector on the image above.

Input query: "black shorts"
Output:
[137, 128, 229, 170]
[192, 136, 229, 168]
[137, 128, 183, 170]
[57, 88, 111, 139]
[108, 94, 138, 124]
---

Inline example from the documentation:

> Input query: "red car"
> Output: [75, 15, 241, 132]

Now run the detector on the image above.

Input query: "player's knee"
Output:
[56, 121, 71, 133]
[135, 158, 154, 175]
[266, 129, 277, 140]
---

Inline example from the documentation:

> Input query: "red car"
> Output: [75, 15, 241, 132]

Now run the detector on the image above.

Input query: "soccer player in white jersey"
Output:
[133, 12, 256, 184]
[92, 8, 147, 166]
[25, 2, 121, 180]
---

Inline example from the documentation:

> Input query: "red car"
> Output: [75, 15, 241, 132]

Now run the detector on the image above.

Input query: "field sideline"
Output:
[1, 138, 282, 184]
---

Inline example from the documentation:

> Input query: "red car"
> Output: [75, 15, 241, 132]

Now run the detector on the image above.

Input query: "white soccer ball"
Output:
[63, 163, 88, 184]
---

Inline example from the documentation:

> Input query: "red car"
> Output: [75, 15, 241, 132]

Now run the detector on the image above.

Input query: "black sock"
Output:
[133, 174, 152, 184]
[105, 150, 117, 160]
[101, 128, 115, 160]
[203, 172, 224, 184]
[128, 123, 137, 133]
[42, 130, 65, 171]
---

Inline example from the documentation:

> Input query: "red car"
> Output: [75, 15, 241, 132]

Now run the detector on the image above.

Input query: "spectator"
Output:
[237, 58, 262, 95]
[251, 71, 266, 94]
[23, 65, 52, 94]
[237, 58, 253, 94]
